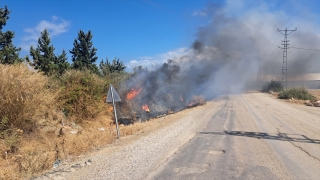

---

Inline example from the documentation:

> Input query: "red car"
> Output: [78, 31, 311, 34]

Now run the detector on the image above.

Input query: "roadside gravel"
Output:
[32, 100, 222, 180]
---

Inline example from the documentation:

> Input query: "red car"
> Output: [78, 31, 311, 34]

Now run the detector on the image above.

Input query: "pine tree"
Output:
[0, 5, 21, 64]
[27, 29, 69, 76]
[99, 57, 126, 76]
[27, 29, 56, 75]
[55, 50, 70, 75]
[69, 30, 99, 74]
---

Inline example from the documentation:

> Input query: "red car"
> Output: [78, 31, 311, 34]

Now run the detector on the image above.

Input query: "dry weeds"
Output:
[0, 64, 60, 133]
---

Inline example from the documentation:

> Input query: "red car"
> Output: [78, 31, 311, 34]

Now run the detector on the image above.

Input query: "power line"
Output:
[284, 0, 313, 27]
[290, 47, 320, 51]
[286, 0, 318, 28]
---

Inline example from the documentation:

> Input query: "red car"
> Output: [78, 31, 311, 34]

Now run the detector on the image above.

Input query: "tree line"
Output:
[0, 5, 126, 76]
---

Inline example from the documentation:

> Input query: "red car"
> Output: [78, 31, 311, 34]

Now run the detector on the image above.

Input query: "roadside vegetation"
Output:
[278, 87, 316, 101]
[263, 80, 318, 104]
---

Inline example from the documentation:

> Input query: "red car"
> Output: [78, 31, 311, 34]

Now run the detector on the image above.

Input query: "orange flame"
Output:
[142, 104, 150, 112]
[126, 88, 142, 100]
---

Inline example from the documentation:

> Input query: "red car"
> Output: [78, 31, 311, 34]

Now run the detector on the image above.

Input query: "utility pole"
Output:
[278, 28, 297, 90]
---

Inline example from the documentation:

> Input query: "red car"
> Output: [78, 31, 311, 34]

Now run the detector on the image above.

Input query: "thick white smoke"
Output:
[169, 0, 320, 95]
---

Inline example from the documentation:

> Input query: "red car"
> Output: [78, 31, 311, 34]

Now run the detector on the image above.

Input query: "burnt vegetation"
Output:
[117, 59, 207, 123]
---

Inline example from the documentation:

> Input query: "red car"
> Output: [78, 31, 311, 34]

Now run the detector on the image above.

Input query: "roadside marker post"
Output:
[106, 84, 121, 138]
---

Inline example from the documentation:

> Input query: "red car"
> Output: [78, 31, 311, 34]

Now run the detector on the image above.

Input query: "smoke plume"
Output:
[120, 0, 320, 120]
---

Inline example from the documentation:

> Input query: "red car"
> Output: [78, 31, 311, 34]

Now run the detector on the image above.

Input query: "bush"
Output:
[57, 70, 108, 122]
[278, 87, 316, 101]
[263, 80, 282, 92]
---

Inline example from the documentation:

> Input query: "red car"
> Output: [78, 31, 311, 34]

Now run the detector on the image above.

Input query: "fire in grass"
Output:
[115, 60, 207, 125]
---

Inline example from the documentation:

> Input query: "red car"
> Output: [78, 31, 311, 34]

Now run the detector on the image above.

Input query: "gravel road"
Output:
[33, 92, 320, 180]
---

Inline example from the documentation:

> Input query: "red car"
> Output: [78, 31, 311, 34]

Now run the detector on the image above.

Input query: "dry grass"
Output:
[0, 114, 117, 179]
[0, 114, 171, 179]
[0, 64, 61, 133]
[0, 64, 61, 179]
[309, 89, 320, 100]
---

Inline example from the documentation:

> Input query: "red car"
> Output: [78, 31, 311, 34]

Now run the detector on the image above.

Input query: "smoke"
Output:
[173, 0, 320, 95]
[120, 0, 320, 120]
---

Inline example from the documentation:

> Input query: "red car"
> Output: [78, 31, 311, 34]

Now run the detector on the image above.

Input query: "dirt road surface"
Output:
[39, 92, 320, 180]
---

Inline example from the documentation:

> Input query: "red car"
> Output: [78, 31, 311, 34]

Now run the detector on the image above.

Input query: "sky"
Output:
[1, 0, 320, 72]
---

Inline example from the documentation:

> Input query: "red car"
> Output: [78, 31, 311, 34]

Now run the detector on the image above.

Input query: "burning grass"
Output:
[186, 95, 206, 108]
[126, 88, 142, 100]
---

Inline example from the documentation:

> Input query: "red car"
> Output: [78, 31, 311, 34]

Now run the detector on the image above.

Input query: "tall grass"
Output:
[0, 64, 59, 133]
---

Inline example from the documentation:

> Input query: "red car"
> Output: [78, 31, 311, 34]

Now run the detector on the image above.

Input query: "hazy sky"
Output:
[2, 0, 320, 71]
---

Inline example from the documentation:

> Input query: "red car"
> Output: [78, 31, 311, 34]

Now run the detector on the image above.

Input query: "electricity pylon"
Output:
[278, 28, 297, 90]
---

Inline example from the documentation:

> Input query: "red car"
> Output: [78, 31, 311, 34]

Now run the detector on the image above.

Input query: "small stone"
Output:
[305, 100, 313, 106]
[313, 100, 320, 107]
[71, 164, 81, 169]
[69, 130, 78, 134]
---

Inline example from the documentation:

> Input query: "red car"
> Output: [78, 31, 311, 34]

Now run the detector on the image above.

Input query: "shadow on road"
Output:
[198, 131, 320, 144]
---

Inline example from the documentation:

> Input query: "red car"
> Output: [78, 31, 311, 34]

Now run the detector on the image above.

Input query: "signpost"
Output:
[106, 84, 121, 138]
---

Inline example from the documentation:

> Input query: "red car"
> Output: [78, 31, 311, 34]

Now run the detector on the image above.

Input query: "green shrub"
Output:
[57, 69, 108, 122]
[278, 87, 316, 101]
[263, 80, 282, 92]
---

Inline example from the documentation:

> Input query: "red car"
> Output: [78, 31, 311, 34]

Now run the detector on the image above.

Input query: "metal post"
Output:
[110, 86, 120, 138]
